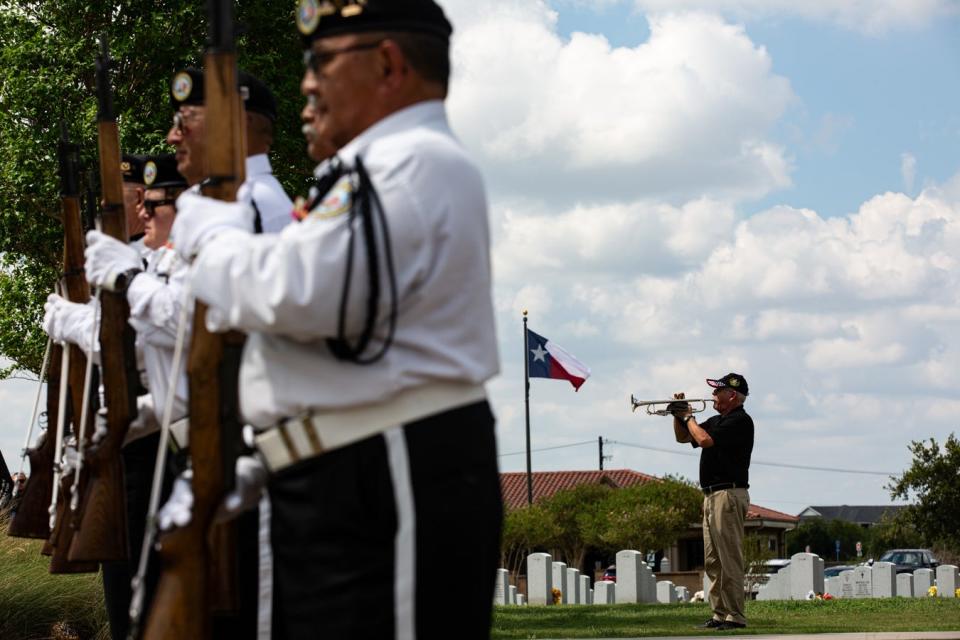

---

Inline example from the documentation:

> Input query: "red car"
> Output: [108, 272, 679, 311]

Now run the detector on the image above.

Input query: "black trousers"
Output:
[269, 400, 503, 640]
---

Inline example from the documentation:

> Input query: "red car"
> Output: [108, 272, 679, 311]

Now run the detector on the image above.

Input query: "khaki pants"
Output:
[703, 488, 749, 625]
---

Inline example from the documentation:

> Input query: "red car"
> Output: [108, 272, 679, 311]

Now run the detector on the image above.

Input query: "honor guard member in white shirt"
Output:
[169, 0, 503, 637]
[167, 67, 293, 232]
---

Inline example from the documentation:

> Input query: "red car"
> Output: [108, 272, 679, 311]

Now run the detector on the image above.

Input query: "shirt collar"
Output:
[337, 100, 447, 165]
[245, 153, 273, 178]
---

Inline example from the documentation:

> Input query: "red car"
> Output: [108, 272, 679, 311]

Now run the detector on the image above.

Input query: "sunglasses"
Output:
[143, 198, 176, 217]
[303, 40, 383, 74]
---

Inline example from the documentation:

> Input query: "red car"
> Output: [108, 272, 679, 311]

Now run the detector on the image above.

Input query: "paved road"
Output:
[540, 633, 960, 640]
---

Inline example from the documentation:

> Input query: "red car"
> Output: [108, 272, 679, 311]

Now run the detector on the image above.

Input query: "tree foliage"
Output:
[888, 434, 960, 553]
[539, 483, 613, 571]
[786, 518, 869, 561]
[0, 1, 313, 375]
[500, 504, 559, 581]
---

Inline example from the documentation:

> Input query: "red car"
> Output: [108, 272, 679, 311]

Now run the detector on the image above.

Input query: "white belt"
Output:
[255, 381, 487, 473]
[169, 417, 190, 450]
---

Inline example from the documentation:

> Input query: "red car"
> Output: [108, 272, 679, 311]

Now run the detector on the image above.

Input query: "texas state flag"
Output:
[526, 329, 591, 391]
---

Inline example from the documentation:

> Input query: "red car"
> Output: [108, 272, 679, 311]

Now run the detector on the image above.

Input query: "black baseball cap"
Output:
[295, 0, 452, 47]
[706, 373, 749, 396]
[142, 153, 187, 190]
[169, 68, 278, 123]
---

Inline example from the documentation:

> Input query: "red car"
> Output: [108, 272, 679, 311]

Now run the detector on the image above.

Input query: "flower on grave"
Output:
[955, 588, 960, 598]
[823, 593, 834, 600]
[551, 587, 562, 605]
[805, 590, 815, 600]
[928, 586, 937, 597]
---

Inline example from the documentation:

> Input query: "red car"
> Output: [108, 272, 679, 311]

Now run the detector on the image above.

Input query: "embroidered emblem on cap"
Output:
[171, 71, 193, 102]
[120, 161, 131, 172]
[296, 0, 321, 35]
[308, 175, 353, 220]
[729, 378, 740, 387]
[340, 0, 366, 18]
[143, 161, 158, 186]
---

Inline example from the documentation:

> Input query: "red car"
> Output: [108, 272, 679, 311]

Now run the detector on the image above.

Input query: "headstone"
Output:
[615, 550, 643, 603]
[595, 580, 615, 604]
[517, 594, 526, 606]
[526, 553, 553, 606]
[660, 557, 671, 573]
[493, 568, 510, 605]
[840, 569, 855, 599]
[675, 586, 689, 602]
[936, 565, 959, 598]
[790, 553, 825, 599]
[579, 574, 590, 604]
[509, 585, 517, 605]
[566, 568, 581, 604]
[824, 576, 841, 598]
[641, 562, 658, 603]
[703, 572, 711, 597]
[853, 566, 873, 598]
[588, 588, 594, 605]
[913, 568, 934, 597]
[553, 562, 567, 604]
[656, 580, 677, 604]
[872, 562, 896, 598]
[896, 573, 913, 597]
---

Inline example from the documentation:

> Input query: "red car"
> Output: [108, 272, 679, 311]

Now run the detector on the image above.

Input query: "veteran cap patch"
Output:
[706, 373, 749, 396]
[296, 0, 452, 47]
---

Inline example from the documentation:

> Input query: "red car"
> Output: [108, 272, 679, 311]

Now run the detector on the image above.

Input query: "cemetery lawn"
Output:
[492, 599, 960, 638]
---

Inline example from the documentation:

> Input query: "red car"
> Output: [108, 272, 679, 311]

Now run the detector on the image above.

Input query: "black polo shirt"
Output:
[692, 405, 754, 489]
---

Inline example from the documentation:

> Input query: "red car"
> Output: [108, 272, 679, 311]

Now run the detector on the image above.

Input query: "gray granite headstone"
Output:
[913, 568, 934, 597]
[615, 550, 643, 603]
[641, 562, 658, 603]
[493, 568, 510, 605]
[517, 594, 526, 606]
[595, 580, 615, 604]
[790, 553, 825, 599]
[656, 580, 678, 604]
[566, 568, 581, 604]
[896, 573, 913, 597]
[526, 553, 553, 606]
[553, 562, 568, 604]
[675, 586, 689, 602]
[872, 562, 896, 598]
[853, 566, 873, 598]
[509, 585, 517, 605]
[936, 565, 959, 598]
[579, 574, 590, 604]
[824, 576, 841, 597]
[840, 569, 855, 599]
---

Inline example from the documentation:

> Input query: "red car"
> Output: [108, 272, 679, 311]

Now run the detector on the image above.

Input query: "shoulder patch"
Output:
[307, 174, 353, 220]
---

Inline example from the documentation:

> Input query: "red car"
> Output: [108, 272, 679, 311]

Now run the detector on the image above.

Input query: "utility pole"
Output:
[598, 436, 612, 470]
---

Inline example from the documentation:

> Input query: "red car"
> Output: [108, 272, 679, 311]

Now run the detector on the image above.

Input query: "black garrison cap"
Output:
[295, 0, 453, 47]
[169, 68, 278, 122]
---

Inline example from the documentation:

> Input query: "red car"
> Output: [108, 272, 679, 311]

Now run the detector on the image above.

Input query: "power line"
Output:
[498, 439, 595, 458]
[607, 439, 897, 476]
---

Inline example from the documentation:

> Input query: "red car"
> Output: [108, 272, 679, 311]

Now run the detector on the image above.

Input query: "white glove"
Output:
[128, 395, 159, 437]
[60, 444, 80, 477]
[171, 191, 253, 261]
[43, 294, 98, 353]
[157, 469, 194, 531]
[85, 230, 142, 291]
[91, 407, 109, 445]
[216, 455, 268, 523]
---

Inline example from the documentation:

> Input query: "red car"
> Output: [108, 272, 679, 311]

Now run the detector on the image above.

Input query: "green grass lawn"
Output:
[0, 519, 108, 640]
[492, 598, 960, 638]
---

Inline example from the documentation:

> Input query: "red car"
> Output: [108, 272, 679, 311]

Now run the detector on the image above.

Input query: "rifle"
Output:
[47, 122, 99, 574]
[68, 35, 136, 564]
[144, 1, 246, 636]
[7, 341, 60, 539]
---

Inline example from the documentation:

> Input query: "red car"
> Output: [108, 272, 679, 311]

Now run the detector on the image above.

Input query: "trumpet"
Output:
[629, 395, 714, 416]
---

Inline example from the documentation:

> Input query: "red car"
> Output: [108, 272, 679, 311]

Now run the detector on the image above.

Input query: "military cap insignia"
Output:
[729, 378, 740, 387]
[143, 161, 158, 186]
[120, 161, 131, 172]
[297, 0, 321, 34]
[171, 71, 193, 103]
[297, 0, 367, 34]
[308, 175, 353, 220]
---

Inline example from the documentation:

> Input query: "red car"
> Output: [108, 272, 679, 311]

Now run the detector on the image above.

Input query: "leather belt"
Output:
[702, 482, 747, 495]
[255, 381, 487, 474]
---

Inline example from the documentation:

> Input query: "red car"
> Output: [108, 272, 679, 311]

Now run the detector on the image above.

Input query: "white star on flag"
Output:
[530, 344, 547, 362]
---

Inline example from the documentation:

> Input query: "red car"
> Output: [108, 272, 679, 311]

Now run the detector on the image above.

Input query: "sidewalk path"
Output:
[541, 633, 960, 640]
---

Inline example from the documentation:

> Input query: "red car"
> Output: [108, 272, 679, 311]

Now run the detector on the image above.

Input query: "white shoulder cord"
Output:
[47, 339, 72, 532]
[127, 278, 193, 637]
[69, 289, 101, 513]
[13, 336, 52, 498]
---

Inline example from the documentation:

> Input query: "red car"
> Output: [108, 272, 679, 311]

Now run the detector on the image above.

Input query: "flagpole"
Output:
[523, 310, 533, 506]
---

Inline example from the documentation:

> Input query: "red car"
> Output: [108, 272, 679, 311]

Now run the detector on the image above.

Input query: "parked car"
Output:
[877, 549, 939, 574]
[602, 565, 616, 582]
[746, 559, 791, 597]
[823, 564, 856, 578]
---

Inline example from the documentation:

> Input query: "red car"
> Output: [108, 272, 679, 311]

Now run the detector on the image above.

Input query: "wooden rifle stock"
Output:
[69, 36, 135, 564]
[7, 345, 62, 538]
[48, 127, 98, 574]
[144, 2, 246, 636]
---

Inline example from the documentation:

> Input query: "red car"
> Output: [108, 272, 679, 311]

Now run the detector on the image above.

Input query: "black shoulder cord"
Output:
[252, 199, 263, 234]
[325, 155, 398, 365]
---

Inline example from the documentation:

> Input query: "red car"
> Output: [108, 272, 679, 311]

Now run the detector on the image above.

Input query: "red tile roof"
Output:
[500, 469, 798, 524]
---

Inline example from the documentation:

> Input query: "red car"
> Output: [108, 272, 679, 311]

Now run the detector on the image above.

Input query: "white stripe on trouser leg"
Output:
[257, 493, 273, 640]
[384, 427, 416, 640]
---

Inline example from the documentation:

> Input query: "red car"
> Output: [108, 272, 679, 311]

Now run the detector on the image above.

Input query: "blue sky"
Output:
[2, 1, 960, 519]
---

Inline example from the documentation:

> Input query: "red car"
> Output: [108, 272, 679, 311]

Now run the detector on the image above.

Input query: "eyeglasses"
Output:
[303, 40, 383, 74]
[172, 109, 203, 135]
[143, 198, 176, 217]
